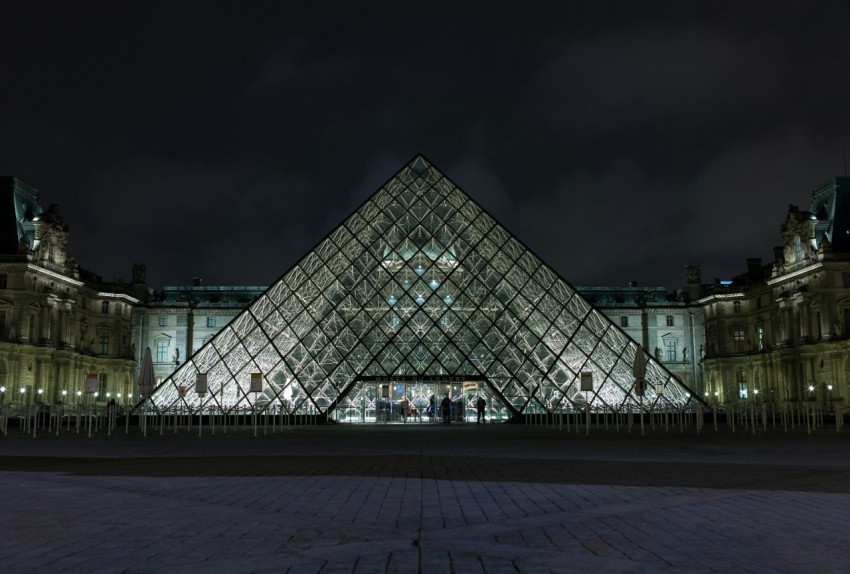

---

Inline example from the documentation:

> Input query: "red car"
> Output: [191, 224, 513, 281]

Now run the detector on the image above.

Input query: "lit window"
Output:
[98, 373, 108, 401]
[665, 340, 676, 362]
[794, 236, 802, 262]
[156, 340, 168, 363]
[101, 301, 109, 314]
[159, 315, 167, 327]
[620, 316, 628, 328]
[666, 315, 674, 327]
[733, 329, 746, 353]
[207, 316, 216, 328]
[756, 325, 765, 351]
[737, 370, 748, 399]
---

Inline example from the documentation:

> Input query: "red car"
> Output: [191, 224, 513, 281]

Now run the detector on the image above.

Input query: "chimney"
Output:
[746, 258, 762, 276]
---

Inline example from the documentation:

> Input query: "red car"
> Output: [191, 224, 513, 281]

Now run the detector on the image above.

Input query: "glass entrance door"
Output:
[334, 378, 496, 424]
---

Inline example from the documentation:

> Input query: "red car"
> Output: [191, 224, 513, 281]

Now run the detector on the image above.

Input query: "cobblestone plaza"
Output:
[1, 424, 849, 573]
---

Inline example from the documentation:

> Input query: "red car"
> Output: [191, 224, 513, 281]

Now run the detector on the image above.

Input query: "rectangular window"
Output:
[207, 316, 216, 328]
[666, 315, 674, 327]
[733, 301, 741, 314]
[101, 301, 109, 314]
[0, 273, 7, 289]
[156, 340, 168, 363]
[756, 325, 765, 351]
[159, 315, 167, 327]
[844, 272, 850, 288]
[620, 316, 629, 328]
[733, 329, 746, 353]
[737, 370, 748, 399]
[99, 332, 109, 355]
[665, 340, 676, 362]
[98, 373, 108, 401]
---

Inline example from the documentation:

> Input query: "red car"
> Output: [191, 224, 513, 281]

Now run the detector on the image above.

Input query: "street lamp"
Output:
[0, 386, 5, 406]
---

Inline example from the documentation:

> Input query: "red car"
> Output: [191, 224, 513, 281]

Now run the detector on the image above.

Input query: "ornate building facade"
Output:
[0, 177, 143, 408]
[133, 281, 266, 388]
[700, 177, 850, 411]
[576, 283, 705, 396]
[6, 169, 848, 418]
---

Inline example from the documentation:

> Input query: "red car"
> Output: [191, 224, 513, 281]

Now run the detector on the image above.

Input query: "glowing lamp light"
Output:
[0, 386, 5, 393]
[61, 390, 67, 396]
[809, 385, 815, 392]
[76, 390, 82, 397]
[19, 388, 25, 394]
[828, 384, 834, 391]
[753, 389, 759, 395]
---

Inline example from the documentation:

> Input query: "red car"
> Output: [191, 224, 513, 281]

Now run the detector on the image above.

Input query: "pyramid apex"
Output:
[408, 153, 433, 173]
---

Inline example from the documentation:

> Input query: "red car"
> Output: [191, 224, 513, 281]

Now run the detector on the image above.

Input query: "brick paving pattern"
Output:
[1, 424, 849, 573]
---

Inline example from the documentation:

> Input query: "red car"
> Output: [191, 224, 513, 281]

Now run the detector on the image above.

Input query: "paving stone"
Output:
[2, 425, 850, 573]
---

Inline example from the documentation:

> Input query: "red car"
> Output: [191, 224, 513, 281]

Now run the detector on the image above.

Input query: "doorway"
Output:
[333, 377, 499, 424]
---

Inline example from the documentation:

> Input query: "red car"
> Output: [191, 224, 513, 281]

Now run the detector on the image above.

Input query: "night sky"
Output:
[2, 1, 850, 291]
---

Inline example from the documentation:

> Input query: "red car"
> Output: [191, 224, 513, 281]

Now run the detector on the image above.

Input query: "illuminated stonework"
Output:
[148, 155, 700, 420]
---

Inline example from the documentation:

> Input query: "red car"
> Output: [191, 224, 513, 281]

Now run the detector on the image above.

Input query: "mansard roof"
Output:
[0, 176, 43, 255]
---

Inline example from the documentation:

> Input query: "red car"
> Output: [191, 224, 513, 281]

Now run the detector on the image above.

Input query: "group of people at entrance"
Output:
[425, 394, 487, 424]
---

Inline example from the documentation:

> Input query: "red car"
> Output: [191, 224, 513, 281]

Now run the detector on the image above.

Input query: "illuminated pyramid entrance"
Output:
[149, 155, 700, 422]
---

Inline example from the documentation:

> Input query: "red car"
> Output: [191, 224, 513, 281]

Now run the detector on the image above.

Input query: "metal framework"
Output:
[148, 155, 701, 420]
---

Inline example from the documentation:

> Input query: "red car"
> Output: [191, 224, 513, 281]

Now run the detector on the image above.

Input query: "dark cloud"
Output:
[2, 1, 850, 291]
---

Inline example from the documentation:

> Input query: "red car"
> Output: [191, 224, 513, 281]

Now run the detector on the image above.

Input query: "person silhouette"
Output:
[400, 396, 410, 423]
[440, 394, 451, 425]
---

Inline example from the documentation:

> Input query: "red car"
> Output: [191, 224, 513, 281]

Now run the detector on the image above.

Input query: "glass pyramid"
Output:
[148, 155, 701, 420]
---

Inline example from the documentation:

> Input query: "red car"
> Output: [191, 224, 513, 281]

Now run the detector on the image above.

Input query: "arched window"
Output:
[737, 370, 748, 399]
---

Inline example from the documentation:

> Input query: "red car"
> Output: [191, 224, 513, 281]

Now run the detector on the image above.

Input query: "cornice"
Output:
[697, 292, 745, 305]
[767, 262, 823, 286]
[26, 264, 84, 287]
[97, 292, 141, 304]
